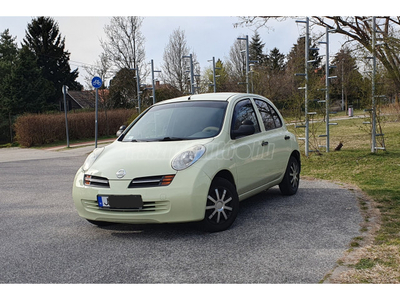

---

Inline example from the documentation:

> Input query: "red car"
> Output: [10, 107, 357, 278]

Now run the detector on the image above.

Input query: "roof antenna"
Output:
[188, 96, 191, 100]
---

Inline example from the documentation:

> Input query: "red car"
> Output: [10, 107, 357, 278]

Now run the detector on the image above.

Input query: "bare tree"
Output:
[101, 16, 148, 81]
[227, 37, 246, 80]
[84, 52, 113, 90]
[161, 28, 190, 93]
[238, 16, 400, 101]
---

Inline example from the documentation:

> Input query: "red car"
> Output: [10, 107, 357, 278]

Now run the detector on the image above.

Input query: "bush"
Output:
[14, 109, 137, 147]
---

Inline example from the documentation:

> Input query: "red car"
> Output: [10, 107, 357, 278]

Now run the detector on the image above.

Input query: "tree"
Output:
[249, 32, 266, 65]
[0, 29, 19, 143]
[161, 28, 191, 94]
[0, 29, 18, 62]
[204, 58, 230, 92]
[225, 37, 247, 92]
[238, 16, 400, 101]
[331, 46, 368, 110]
[101, 16, 148, 82]
[23, 17, 80, 109]
[84, 52, 113, 90]
[267, 47, 286, 71]
[108, 68, 137, 109]
[1, 44, 53, 121]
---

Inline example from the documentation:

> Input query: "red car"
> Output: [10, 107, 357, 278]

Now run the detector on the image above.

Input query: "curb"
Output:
[45, 138, 116, 151]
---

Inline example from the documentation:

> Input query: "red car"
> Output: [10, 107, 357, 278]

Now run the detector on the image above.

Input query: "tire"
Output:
[86, 219, 114, 227]
[279, 156, 300, 196]
[201, 177, 239, 232]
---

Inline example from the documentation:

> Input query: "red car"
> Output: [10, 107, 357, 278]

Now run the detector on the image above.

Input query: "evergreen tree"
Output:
[3, 45, 53, 114]
[23, 17, 80, 110]
[0, 29, 19, 143]
[267, 47, 286, 71]
[249, 32, 266, 65]
[0, 29, 19, 112]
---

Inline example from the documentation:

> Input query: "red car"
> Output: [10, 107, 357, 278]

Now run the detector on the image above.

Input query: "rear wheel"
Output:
[201, 177, 239, 232]
[279, 156, 300, 195]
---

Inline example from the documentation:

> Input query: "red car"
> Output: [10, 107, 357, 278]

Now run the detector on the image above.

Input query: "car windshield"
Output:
[122, 101, 228, 142]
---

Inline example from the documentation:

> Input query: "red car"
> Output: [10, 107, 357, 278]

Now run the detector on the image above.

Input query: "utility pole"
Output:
[208, 57, 220, 93]
[370, 16, 386, 152]
[150, 59, 161, 104]
[237, 35, 249, 93]
[295, 17, 318, 157]
[62, 85, 69, 148]
[131, 68, 142, 113]
[183, 54, 200, 94]
[318, 26, 338, 152]
[371, 17, 378, 153]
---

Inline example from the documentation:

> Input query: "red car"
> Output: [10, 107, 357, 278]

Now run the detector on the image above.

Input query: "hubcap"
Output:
[206, 188, 233, 224]
[290, 162, 299, 189]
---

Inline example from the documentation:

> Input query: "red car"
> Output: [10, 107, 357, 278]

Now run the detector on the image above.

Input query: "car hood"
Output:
[86, 139, 213, 180]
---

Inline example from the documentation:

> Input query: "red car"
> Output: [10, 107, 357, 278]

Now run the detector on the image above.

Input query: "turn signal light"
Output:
[160, 175, 175, 186]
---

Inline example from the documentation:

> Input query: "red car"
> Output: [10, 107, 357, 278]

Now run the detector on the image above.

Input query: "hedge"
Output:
[14, 109, 137, 147]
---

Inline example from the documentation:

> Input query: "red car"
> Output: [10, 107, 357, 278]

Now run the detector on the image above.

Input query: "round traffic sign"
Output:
[91, 76, 102, 89]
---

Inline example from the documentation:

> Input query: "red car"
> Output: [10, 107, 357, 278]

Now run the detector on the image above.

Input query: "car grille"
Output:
[82, 199, 170, 212]
[128, 175, 175, 188]
[84, 175, 110, 188]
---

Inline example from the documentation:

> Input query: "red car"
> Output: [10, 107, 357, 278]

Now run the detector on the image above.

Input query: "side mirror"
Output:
[116, 125, 127, 137]
[231, 124, 255, 139]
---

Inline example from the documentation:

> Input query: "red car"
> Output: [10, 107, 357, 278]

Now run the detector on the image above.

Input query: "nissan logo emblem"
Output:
[116, 169, 126, 179]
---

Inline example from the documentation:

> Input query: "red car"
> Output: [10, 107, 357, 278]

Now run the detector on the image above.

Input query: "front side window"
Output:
[255, 99, 282, 131]
[231, 99, 260, 138]
[122, 101, 228, 142]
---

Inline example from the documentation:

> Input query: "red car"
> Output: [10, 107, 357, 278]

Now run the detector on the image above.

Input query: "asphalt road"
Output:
[0, 145, 362, 283]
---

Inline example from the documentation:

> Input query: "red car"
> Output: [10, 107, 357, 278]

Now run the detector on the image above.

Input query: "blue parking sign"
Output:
[91, 76, 102, 89]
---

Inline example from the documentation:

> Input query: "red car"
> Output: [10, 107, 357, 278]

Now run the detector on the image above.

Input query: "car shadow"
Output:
[90, 187, 290, 238]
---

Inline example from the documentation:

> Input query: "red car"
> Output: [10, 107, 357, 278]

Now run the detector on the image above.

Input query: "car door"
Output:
[254, 98, 291, 181]
[229, 98, 267, 196]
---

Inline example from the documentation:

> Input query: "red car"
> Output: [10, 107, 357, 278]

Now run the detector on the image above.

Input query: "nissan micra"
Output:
[72, 93, 300, 232]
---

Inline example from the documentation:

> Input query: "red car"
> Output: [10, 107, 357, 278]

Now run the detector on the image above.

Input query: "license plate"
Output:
[97, 195, 143, 209]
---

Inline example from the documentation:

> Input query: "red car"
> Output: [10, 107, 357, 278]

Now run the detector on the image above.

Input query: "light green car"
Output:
[72, 93, 300, 232]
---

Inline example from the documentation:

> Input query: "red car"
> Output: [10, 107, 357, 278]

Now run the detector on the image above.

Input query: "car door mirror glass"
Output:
[231, 124, 255, 139]
[116, 125, 127, 137]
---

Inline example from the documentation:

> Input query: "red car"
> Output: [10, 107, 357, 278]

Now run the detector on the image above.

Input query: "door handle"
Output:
[261, 141, 269, 146]
[284, 135, 290, 140]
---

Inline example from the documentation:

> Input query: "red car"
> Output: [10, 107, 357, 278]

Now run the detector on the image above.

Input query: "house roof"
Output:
[66, 90, 109, 109]
[67, 90, 96, 109]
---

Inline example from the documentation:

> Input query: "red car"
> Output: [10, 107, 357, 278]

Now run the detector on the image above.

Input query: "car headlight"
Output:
[82, 147, 104, 172]
[171, 145, 206, 171]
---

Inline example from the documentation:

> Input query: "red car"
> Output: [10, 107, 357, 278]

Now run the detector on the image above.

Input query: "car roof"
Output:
[155, 93, 262, 105]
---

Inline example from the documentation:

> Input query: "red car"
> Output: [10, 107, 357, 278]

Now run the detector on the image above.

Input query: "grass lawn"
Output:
[290, 113, 400, 283]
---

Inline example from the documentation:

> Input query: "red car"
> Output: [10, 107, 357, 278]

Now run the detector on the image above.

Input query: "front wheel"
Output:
[279, 156, 300, 195]
[201, 177, 239, 232]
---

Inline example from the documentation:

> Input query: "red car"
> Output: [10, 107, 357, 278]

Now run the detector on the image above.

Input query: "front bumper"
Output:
[72, 166, 212, 224]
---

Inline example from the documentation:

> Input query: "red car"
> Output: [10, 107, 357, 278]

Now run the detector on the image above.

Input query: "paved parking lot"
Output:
[0, 145, 362, 283]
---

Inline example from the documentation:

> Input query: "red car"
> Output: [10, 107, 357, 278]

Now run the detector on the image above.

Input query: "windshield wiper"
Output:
[159, 137, 184, 141]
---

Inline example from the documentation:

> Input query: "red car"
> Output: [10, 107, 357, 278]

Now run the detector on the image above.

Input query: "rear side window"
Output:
[255, 99, 282, 131]
[231, 99, 260, 134]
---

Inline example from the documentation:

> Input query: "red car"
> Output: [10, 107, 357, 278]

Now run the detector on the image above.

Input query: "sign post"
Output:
[91, 76, 102, 148]
[62, 85, 69, 147]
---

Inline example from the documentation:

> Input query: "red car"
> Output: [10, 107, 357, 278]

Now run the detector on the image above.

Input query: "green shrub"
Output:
[14, 109, 137, 147]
